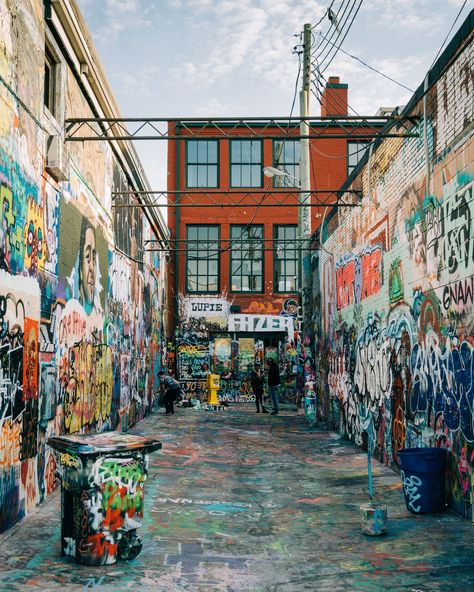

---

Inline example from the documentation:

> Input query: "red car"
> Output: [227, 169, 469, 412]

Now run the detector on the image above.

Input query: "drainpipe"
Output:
[423, 73, 431, 194]
[174, 124, 181, 341]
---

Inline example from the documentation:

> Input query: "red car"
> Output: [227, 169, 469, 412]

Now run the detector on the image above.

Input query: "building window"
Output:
[230, 225, 263, 292]
[186, 225, 219, 293]
[230, 140, 262, 187]
[272, 140, 300, 187]
[274, 225, 298, 292]
[186, 140, 218, 187]
[44, 46, 58, 118]
[347, 141, 369, 176]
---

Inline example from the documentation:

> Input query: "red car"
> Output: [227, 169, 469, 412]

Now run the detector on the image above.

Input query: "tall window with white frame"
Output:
[347, 141, 369, 176]
[186, 225, 219, 293]
[230, 225, 263, 292]
[272, 140, 300, 187]
[186, 140, 219, 187]
[274, 225, 298, 292]
[230, 140, 262, 187]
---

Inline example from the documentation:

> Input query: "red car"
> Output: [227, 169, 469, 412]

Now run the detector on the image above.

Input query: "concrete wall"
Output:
[0, 0, 166, 532]
[313, 22, 473, 518]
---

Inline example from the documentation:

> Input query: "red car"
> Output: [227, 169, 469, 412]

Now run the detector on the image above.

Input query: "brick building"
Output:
[166, 78, 384, 403]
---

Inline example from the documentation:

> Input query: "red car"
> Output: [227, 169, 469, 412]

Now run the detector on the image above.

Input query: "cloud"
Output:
[77, 0, 153, 42]
[168, 0, 327, 89]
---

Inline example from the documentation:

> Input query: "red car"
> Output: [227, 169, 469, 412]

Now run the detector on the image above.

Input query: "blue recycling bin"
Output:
[398, 447, 447, 514]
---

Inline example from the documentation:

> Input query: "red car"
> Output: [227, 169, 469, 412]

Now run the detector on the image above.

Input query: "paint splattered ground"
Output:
[0, 405, 473, 592]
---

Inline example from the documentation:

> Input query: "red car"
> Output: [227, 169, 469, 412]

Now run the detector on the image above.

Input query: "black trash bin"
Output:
[48, 432, 161, 566]
[398, 447, 447, 514]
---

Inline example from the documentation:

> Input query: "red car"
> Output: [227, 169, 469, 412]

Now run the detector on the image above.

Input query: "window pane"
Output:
[241, 166, 250, 186]
[231, 164, 240, 186]
[208, 166, 217, 187]
[197, 165, 207, 187]
[188, 165, 197, 186]
[250, 165, 259, 186]
[251, 141, 260, 160]
[208, 142, 218, 162]
[231, 142, 240, 162]
[197, 142, 207, 161]
[188, 141, 197, 162]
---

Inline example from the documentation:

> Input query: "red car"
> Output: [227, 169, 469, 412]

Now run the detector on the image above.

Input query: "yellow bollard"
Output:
[206, 373, 220, 406]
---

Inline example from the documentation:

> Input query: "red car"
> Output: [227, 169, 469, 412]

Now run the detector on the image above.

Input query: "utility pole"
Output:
[299, 23, 312, 335]
[299, 23, 316, 426]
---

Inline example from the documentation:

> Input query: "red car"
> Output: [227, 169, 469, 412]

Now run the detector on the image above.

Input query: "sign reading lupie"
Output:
[228, 314, 294, 334]
[183, 297, 231, 319]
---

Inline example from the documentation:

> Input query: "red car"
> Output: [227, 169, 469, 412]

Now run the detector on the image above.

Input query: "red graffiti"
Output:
[336, 247, 382, 310]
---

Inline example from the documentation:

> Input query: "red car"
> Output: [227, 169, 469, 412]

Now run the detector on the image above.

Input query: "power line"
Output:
[313, 30, 414, 93]
[314, 0, 362, 73]
[429, 0, 468, 70]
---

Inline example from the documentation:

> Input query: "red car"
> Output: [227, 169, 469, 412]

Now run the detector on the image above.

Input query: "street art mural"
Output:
[314, 39, 474, 519]
[176, 294, 300, 403]
[0, 137, 165, 534]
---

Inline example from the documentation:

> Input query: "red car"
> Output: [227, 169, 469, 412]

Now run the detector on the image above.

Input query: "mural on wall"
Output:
[0, 272, 41, 531]
[0, 95, 165, 536]
[314, 47, 474, 523]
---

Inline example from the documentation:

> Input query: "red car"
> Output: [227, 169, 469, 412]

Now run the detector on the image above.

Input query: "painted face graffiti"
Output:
[80, 224, 97, 313]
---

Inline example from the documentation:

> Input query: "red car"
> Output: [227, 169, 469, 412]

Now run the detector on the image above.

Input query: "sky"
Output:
[76, 0, 470, 192]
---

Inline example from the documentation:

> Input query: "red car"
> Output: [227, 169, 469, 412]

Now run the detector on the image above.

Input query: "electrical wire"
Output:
[316, 0, 363, 73]
[311, 0, 353, 56]
[313, 30, 414, 93]
[428, 0, 468, 71]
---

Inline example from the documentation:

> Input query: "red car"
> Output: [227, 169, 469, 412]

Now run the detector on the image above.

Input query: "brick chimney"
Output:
[320, 76, 348, 116]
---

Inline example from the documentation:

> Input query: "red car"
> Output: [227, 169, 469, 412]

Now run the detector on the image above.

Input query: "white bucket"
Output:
[360, 502, 387, 536]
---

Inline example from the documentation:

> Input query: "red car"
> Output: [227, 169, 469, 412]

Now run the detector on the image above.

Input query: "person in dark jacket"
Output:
[250, 364, 268, 413]
[267, 359, 281, 415]
[158, 371, 181, 416]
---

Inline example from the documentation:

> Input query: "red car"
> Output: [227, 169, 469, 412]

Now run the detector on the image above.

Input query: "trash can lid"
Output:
[47, 432, 162, 456]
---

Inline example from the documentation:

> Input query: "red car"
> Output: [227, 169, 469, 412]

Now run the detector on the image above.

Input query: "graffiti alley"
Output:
[0, 405, 473, 592]
[1, 1, 474, 590]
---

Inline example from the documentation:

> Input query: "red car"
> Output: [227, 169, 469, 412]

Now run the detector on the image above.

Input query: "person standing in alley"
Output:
[267, 358, 281, 415]
[251, 364, 268, 413]
[158, 371, 181, 416]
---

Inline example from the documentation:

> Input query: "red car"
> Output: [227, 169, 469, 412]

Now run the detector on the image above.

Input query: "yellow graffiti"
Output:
[0, 419, 21, 468]
[59, 452, 81, 469]
[61, 340, 113, 434]
[24, 196, 46, 274]
[178, 344, 207, 355]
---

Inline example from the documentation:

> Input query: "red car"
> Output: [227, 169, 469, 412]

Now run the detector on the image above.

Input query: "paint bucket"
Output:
[397, 447, 447, 513]
[360, 502, 387, 536]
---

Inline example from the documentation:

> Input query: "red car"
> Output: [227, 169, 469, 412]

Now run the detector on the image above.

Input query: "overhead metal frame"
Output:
[111, 188, 362, 208]
[65, 115, 420, 141]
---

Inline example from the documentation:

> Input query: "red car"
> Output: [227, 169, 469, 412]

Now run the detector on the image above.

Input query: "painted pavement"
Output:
[0, 406, 473, 591]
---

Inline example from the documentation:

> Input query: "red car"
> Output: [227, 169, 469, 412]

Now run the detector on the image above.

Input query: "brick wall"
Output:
[0, 0, 166, 532]
[313, 22, 474, 518]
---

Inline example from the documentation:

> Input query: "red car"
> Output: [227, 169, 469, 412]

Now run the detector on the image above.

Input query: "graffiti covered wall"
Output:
[313, 28, 474, 518]
[0, 1, 166, 532]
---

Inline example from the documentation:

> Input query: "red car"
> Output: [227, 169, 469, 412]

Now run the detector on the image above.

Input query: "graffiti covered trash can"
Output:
[398, 447, 447, 514]
[48, 432, 161, 566]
